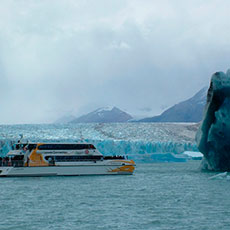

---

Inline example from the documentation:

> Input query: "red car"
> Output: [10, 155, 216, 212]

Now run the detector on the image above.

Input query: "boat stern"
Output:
[107, 160, 136, 175]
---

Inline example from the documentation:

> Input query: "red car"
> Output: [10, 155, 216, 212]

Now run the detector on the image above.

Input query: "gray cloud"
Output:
[0, 0, 230, 123]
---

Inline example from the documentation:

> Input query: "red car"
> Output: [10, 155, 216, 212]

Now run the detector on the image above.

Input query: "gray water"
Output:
[0, 161, 229, 230]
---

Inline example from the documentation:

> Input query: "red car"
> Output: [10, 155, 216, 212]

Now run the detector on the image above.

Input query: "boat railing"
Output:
[103, 156, 126, 160]
[0, 159, 24, 167]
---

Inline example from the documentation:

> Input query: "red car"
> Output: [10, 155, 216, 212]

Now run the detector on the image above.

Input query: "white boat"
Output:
[0, 142, 135, 177]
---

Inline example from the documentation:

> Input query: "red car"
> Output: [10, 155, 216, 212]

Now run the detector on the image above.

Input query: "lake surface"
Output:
[1, 161, 229, 230]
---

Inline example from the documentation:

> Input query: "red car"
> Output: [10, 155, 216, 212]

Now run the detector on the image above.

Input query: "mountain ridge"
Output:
[70, 106, 133, 123]
[138, 87, 207, 122]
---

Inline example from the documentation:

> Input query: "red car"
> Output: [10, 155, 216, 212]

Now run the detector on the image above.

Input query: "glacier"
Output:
[196, 70, 230, 171]
[0, 123, 199, 162]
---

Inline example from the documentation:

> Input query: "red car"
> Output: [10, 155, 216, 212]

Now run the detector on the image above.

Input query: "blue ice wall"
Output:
[0, 140, 14, 157]
[0, 139, 198, 162]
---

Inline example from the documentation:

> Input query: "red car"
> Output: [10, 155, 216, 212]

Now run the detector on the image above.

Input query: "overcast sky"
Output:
[1, 0, 230, 124]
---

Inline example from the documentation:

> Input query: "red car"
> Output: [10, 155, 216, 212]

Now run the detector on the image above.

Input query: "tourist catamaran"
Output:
[0, 142, 135, 177]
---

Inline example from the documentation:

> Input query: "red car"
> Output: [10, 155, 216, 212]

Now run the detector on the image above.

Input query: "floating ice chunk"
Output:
[183, 151, 203, 159]
[209, 172, 227, 180]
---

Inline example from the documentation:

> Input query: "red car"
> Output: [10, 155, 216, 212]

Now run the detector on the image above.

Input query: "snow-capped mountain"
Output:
[138, 87, 208, 122]
[70, 106, 133, 123]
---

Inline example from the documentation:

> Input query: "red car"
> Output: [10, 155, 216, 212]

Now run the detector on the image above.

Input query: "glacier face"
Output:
[196, 70, 230, 171]
[0, 123, 199, 162]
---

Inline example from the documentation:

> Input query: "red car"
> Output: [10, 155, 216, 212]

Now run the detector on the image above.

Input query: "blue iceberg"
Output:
[196, 70, 230, 171]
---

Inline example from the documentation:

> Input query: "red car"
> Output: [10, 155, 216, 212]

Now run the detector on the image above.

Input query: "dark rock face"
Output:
[196, 70, 230, 171]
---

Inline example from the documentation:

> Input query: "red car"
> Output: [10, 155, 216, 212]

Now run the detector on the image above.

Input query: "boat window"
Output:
[15, 144, 24, 150]
[38, 144, 96, 150]
[28, 144, 37, 150]
[14, 143, 37, 151]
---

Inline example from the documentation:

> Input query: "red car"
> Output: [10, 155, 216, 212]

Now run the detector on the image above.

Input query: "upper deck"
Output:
[0, 142, 127, 168]
[10, 142, 101, 156]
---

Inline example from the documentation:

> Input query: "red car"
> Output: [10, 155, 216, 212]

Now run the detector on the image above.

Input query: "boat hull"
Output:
[0, 162, 135, 177]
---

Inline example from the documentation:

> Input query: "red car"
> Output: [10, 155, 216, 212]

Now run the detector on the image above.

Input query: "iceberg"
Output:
[196, 70, 230, 171]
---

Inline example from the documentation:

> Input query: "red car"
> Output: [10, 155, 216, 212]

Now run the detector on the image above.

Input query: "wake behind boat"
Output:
[0, 142, 135, 177]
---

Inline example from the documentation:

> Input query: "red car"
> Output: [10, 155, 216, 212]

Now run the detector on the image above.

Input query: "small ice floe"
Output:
[183, 151, 203, 160]
[209, 172, 228, 180]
